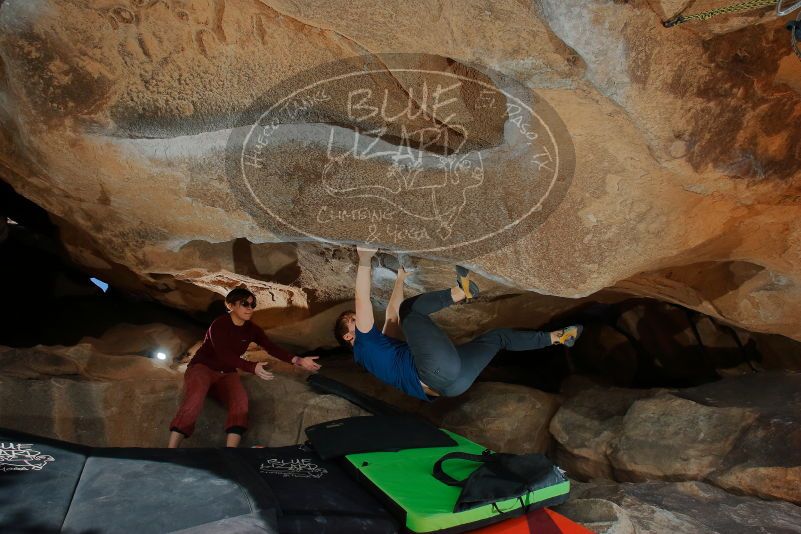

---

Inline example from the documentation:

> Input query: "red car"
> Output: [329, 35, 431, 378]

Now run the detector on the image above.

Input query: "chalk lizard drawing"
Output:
[322, 148, 484, 240]
[0, 444, 55, 472]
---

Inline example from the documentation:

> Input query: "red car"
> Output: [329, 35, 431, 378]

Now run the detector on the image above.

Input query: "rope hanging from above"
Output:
[789, 9, 801, 58]
[663, 0, 781, 28]
[662, 0, 801, 61]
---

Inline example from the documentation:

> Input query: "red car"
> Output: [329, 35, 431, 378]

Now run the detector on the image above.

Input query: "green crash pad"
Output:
[344, 430, 570, 533]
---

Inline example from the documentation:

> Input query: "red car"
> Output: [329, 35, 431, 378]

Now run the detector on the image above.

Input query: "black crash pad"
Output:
[0, 428, 398, 534]
[241, 445, 399, 533]
[0, 428, 89, 533]
[62, 448, 275, 534]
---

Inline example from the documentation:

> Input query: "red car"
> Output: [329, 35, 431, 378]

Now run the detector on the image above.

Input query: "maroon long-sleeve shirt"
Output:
[188, 315, 294, 374]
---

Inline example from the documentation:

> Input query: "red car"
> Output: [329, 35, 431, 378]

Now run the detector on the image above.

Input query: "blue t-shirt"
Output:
[353, 325, 428, 401]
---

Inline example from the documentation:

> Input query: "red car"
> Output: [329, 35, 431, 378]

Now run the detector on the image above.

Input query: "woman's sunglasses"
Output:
[238, 299, 257, 309]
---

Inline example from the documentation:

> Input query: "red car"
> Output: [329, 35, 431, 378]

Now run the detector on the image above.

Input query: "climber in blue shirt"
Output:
[333, 247, 583, 400]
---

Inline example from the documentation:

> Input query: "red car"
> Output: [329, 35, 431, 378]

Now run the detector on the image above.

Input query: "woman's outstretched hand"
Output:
[254, 362, 275, 381]
[294, 355, 321, 372]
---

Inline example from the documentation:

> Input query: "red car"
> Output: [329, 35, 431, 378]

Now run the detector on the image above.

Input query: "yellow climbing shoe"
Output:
[554, 325, 583, 347]
[455, 265, 480, 301]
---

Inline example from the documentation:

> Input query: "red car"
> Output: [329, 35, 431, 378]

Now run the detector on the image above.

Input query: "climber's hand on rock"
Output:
[357, 246, 378, 263]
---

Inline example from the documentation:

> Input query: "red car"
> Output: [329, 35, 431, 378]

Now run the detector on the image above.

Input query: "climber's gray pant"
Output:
[399, 289, 552, 397]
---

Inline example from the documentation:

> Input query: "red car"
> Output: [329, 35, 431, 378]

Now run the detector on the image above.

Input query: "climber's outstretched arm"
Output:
[355, 246, 377, 333]
[383, 267, 408, 340]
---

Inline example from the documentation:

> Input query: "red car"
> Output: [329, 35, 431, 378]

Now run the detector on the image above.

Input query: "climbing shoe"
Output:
[554, 325, 583, 347]
[455, 266, 480, 301]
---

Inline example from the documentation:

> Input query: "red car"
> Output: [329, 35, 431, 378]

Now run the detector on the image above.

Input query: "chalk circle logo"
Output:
[259, 458, 328, 479]
[0, 443, 55, 472]
[226, 54, 575, 258]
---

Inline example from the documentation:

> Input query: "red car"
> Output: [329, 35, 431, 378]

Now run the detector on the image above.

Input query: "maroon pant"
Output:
[169, 363, 249, 438]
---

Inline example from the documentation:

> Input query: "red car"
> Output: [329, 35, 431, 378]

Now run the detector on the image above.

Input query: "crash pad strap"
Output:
[306, 374, 404, 416]
[433, 452, 490, 487]
[306, 415, 456, 460]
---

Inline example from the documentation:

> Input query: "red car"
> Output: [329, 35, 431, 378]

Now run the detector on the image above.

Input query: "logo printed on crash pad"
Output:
[259, 457, 328, 479]
[0, 443, 55, 472]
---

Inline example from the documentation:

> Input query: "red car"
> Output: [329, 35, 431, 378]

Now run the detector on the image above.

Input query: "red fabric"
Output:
[543, 509, 594, 533]
[190, 315, 294, 374]
[525, 509, 565, 534]
[169, 363, 250, 437]
[470, 508, 593, 534]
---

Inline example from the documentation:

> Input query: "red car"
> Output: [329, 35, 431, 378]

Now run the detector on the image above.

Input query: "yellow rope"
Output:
[664, 0, 779, 27]
[791, 11, 801, 58]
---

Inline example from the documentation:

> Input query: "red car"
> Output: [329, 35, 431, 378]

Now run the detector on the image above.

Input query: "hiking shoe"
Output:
[455, 266, 480, 300]
[554, 325, 583, 347]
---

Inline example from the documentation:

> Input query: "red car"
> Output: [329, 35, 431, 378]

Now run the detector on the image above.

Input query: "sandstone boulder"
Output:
[0, 0, 799, 349]
[429, 382, 561, 454]
[80, 322, 200, 361]
[552, 372, 801, 504]
[680, 372, 801, 504]
[609, 395, 757, 481]
[0, 339, 562, 453]
[558, 480, 801, 534]
[0, 344, 176, 381]
[314, 358, 563, 453]
[0, 343, 367, 448]
[549, 386, 657, 479]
